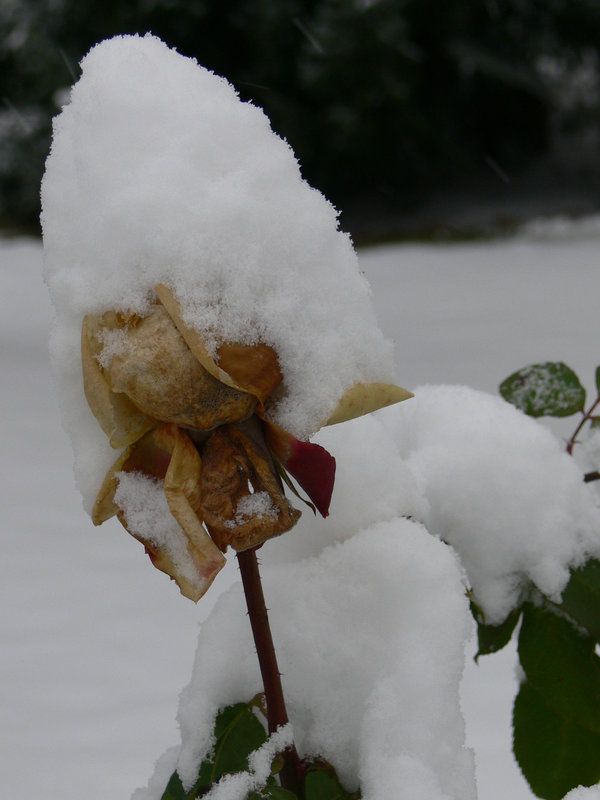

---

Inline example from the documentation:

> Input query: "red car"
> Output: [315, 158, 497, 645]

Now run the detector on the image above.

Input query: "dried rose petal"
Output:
[92, 424, 225, 601]
[265, 421, 336, 518]
[325, 381, 413, 426]
[155, 283, 282, 409]
[200, 423, 301, 552]
[82, 313, 156, 448]
[107, 304, 257, 429]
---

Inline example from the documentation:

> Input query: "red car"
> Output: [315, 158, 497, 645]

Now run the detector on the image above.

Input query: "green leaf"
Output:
[518, 603, 600, 733]
[595, 366, 600, 396]
[513, 681, 600, 800]
[160, 771, 187, 800]
[304, 762, 360, 800]
[499, 362, 586, 417]
[471, 601, 522, 661]
[557, 558, 600, 642]
[161, 701, 268, 800]
[248, 788, 299, 799]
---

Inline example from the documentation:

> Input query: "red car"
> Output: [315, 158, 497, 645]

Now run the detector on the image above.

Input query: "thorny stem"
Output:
[237, 547, 303, 796]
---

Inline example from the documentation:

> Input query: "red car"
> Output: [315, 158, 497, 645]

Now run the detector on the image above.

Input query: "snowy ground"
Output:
[3, 217, 600, 799]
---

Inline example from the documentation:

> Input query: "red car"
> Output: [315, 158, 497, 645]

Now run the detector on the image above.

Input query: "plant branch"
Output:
[566, 396, 600, 455]
[237, 547, 303, 795]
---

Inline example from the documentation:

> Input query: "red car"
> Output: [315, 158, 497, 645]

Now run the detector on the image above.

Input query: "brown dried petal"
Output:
[155, 284, 282, 407]
[215, 340, 283, 408]
[107, 304, 256, 430]
[82, 314, 156, 448]
[92, 424, 225, 602]
[200, 424, 301, 552]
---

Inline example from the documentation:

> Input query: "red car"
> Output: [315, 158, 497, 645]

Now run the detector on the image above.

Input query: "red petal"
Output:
[266, 422, 336, 518]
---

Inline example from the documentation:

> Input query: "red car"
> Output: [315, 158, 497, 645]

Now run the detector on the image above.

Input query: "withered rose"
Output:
[82, 284, 412, 601]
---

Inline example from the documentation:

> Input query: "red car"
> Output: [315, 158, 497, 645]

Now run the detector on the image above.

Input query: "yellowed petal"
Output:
[214, 340, 283, 407]
[91, 424, 176, 525]
[82, 315, 156, 448]
[162, 427, 226, 601]
[324, 382, 414, 426]
[154, 283, 283, 407]
[154, 283, 242, 389]
[91, 447, 131, 525]
[107, 304, 256, 430]
[91, 424, 225, 602]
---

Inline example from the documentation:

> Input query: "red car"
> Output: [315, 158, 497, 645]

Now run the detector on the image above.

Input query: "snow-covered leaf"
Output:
[161, 700, 268, 799]
[499, 362, 586, 418]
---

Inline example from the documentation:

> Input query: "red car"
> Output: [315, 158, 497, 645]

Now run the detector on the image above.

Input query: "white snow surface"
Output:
[564, 787, 600, 799]
[40, 35, 397, 511]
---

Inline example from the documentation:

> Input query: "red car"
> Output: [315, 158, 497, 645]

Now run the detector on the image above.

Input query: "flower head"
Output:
[82, 284, 411, 600]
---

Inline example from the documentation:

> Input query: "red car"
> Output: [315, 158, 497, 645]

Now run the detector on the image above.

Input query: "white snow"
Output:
[174, 521, 475, 800]
[263, 386, 600, 625]
[564, 787, 600, 799]
[382, 385, 600, 623]
[225, 491, 277, 529]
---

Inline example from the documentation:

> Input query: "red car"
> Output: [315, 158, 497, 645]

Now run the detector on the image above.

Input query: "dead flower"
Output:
[82, 284, 412, 601]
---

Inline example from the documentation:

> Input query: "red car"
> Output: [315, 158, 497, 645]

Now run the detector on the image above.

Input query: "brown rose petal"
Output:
[92, 424, 225, 602]
[82, 314, 156, 448]
[107, 304, 257, 430]
[154, 284, 283, 408]
[200, 423, 301, 553]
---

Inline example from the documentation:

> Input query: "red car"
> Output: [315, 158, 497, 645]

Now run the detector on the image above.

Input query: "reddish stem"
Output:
[237, 548, 303, 795]
[566, 396, 600, 455]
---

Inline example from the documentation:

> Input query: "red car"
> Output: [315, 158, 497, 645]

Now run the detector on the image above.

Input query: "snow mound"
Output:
[265, 385, 600, 625]
[172, 520, 475, 800]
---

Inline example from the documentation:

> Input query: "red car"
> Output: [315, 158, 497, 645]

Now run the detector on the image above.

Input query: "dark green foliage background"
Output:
[2, 0, 600, 233]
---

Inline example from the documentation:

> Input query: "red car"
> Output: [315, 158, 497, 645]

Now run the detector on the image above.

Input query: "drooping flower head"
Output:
[41, 34, 411, 600]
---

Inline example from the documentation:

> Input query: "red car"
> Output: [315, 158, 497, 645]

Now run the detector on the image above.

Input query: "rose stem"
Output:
[237, 547, 303, 794]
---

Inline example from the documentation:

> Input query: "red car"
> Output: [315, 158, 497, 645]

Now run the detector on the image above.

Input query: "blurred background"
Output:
[2, 0, 600, 241]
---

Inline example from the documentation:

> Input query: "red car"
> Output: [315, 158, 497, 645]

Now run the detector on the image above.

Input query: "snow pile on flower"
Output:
[41, 33, 398, 511]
